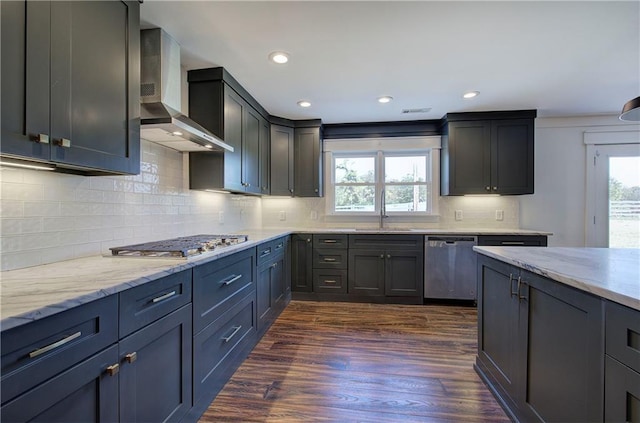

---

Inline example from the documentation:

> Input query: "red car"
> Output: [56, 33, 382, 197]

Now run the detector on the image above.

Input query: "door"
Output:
[348, 249, 385, 296]
[447, 120, 491, 194]
[589, 143, 640, 247]
[243, 107, 261, 193]
[223, 86, 244, 191]
[384, 249, 423, 297]
[491, 119, 534, 195]
[271, 125, 294, 195]
[259, 117, 271, 195]
[294, 126, 322, 197]
[291, 235, 313, 292]
[257, 261, 273, 332]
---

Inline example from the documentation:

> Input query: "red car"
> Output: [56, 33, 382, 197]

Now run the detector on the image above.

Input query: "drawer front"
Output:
[272, 236, 287, 257]
[477, 235, 548, 246]
[605, 355, 640, 423]
[193, 248, 255, 334]
[606, 300, 640, 373]
[1, 295, 118, 404]
[349, 234, 423, 249]
[313, 249, 348, 269]
[313, 269, 348, 293]
[257, 237, 288, 267]
[313, 234, 348, 249]
[119, 269, 192, 338]
[193, 292, 256, 401]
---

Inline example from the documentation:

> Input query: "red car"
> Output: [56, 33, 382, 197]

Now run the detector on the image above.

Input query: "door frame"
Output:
[584, 130, 640, 247]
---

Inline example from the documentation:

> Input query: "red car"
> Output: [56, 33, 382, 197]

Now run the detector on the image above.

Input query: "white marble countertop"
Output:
[0, 227, 550, 331]
[474, 246, 640, 311]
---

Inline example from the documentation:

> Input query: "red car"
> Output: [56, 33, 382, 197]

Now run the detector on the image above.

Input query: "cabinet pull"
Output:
[387, 254, 391, 259]
[271, 262, 278, 268]
[493, 186, 498, 190]
[55, 138, 71, 148]
[509, 274, 518, 297]
[314, 188, 319, 193]
[151, 290, 176, 303]
[125, 352, 137, 364]
[275, 242, 283, 250]
[222, 325, 242, 343]
[28, 331, 81, 358]
[517, 278, 527, 301]
[221, 274, 242, 286]
[380, 254, 384, 259]
[306, 238, 311, 243]
[501, 241, 526, 246]
[323, 258, 336, 262]
[260, 248, 271, 257]
[485, 186, 491, 191]
[34, 133, 49, 144]
[324, 280, 337, 284]
[323, 240, 337, 244]
[106, 363, 120, 376]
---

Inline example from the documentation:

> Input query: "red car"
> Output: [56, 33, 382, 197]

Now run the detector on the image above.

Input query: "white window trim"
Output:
[324, 136, 441, 221]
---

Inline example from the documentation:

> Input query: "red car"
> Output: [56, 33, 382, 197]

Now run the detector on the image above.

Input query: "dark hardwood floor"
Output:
[200, 301, 509, 422]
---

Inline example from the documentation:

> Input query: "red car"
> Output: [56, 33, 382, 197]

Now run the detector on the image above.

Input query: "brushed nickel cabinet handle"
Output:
[323, 258, 336, 262]
[151, 291, 176, 303]
[324, 280, 337, 284]
[314, 188, 319, 193]
[29, 331, 81, 358]
[221, 274, 242, 286]
[323, 240, 337, 244]
[509, 274, 518, 297]
[34, 133, 49, 144]
[501, 241, 526, 246]
[106, 363, 120, 376]
[380, 254, 384, 259]
[222, 326, 242, 343]
[289, 189, 294, 193]
[125, 352, 137, 364]
[306, 238, 311, 243]
[493, 186, 498, 190]
[386, 254, 391, 259]
[55, 138, 71, 148]
[271, 262, 277, 268]
[485, 186, 491, 191]
[275, 243, 283, 250]
[260, 248, 271, 257]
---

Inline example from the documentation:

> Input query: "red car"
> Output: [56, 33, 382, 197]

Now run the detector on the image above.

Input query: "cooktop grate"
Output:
[109, 234, 248, 258]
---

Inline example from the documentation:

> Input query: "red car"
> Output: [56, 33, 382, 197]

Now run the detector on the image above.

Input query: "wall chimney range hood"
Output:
[140, 28, 233, 152]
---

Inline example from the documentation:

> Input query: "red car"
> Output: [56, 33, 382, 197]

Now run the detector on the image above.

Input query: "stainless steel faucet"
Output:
[379, 189, 388, 229]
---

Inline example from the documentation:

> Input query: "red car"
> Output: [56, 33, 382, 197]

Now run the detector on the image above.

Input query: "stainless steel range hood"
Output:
[140, 28, 233, 152]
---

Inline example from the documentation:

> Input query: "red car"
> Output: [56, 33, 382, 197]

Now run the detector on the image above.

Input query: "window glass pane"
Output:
[385, 156, 427, 183]
[609, 156, 640, 248]
[335, 185, 375, 211]
[335, 157, 375, 183]
[385, 185, 428, 212]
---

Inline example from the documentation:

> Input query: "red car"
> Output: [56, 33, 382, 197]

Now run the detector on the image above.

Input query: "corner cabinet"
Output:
[441, 110, 536, 195]
[476, 255, 604, 423]
[0, 0, 140, 175]
[188, 68, 269, 195]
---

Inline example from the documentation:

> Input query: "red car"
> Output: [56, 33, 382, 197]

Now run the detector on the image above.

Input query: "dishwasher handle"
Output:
[426, 236, 477, 245]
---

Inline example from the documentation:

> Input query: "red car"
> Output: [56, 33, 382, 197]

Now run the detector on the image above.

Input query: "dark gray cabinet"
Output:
[312, 234, 349, 295]
[441, 111, 535, 195]
[257, 237, 289, 336]
[348, 249, 386, 296]
[476, 255, 604, 422]
[477, 235, 547, 247]
[294, 124, 323, 197]
[291, 234, 313, 292]
[0, 0, 140, 175]
[270, 124, 295, 196]
[259, 117, 271, 195]
[188, 68, 269, 195]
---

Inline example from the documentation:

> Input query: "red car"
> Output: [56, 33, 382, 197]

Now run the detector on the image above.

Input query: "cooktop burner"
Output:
[109, 234, 248, 258]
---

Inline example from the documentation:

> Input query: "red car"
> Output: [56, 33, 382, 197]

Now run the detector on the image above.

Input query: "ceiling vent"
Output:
[401, 108, 432, 114]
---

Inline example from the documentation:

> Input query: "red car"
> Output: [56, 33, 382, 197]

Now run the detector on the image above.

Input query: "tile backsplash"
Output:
[0, 140, 260, 271]
[1, 140, 520, 271]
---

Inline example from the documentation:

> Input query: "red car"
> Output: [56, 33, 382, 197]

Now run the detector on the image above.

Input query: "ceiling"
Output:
[140, 1, 640, 124]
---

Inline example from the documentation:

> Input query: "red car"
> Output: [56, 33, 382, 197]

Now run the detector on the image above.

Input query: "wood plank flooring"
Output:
[199, 301, 509, 422]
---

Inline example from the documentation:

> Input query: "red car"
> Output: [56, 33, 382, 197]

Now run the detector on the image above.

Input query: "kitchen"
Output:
[1, 1, 639, 422]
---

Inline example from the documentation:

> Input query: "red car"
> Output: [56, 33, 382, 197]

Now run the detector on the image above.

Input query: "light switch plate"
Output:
[496, 210, 504, 221]
[279, 211, 286, 221]
[455, 210, 463, 221]
[218, 211, 224, 223]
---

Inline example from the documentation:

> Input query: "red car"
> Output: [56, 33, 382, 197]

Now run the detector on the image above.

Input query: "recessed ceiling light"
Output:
[463, 91, 480, 99]
[269, 51, 289, 64]
[377, 96, 393, 104]
[297, 100, 311, 108]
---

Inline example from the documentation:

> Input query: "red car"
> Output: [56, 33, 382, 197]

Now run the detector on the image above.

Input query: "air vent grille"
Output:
[141, 83, 155, 97]
[401, 107, 432, 114]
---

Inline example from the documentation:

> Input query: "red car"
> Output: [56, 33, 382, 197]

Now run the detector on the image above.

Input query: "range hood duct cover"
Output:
[140, 28, 233, 152]
[619, 96, 640, 122]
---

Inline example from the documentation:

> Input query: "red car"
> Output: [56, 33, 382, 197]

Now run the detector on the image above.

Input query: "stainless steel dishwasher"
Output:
[424, 236, 478, 301]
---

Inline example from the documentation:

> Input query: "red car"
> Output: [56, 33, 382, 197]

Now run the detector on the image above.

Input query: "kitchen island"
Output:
[474, 246, 640, 423]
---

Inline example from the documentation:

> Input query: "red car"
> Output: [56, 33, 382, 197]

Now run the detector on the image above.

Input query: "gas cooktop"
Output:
[109, 234, 249, 258]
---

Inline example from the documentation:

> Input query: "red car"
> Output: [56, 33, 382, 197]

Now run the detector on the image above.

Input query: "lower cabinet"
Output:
[257, 237, 289, 336]
[476, 255, 604, 422]
[291, 234, 313, 292]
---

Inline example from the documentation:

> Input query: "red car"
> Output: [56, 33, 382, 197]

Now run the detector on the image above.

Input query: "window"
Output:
[325, 136, 440, 216]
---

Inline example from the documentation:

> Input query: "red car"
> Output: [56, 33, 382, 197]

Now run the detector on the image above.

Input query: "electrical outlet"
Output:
[279, 211, 286, 221]
[310, 210, 318, 220]
[496, 210, 504, 221]
[218, 211, 224, 223]
[455, 210, 463, 221]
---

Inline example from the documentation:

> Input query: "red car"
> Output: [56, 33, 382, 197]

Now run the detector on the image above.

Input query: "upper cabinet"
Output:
[270, 124, 294, 196]
[294, 123, 323, 197]
[440, 110, 536, 195]
[188, 68, 269, 195]
[1, 0, 140, 175]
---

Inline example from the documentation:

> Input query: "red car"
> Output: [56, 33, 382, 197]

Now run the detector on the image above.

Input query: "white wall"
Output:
[520, 115, 640, 246]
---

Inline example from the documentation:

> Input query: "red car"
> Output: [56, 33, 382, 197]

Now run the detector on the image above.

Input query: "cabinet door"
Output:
[491, 119, 534, 195]
[384, 249, 423, 297]
[0, 345, 119, 423]
[291, 235, 313, 292]
[119, 305, 192, 423]
[476, 257, 520, 409]
[223, 86, 245, 192]
[49, 1, 140, 174]
[294, 126, 322, 197]
[243, 106, 261, 194]
[517, 271, 603, 423]
[272, 253, 286, 308]
[1, 0, 50, 161]
[259, 117, 271, 195]
[270, 124, 294, 196]
[446, 120, 492, 195]
[348, 249, 385, 296]
[257, 262, 274, 332]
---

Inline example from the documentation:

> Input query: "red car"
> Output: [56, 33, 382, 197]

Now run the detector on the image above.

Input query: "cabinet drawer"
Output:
[605, 355, 640, 423]
[313, 249, 348, 269]
[1, 295, 118, 404]
[606, 300, 640, 373]
[313, 234, 348, 249]
[313, 269, 348, 294]
[349, 234, 423, 249]
[257, 237, 288, 267]
[193, 292, 256, 401]
[477, 235, 547, 246]
[193, 248, 255, 334]
[272, 236, 287, 257]
[119, 270, 192, 338]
